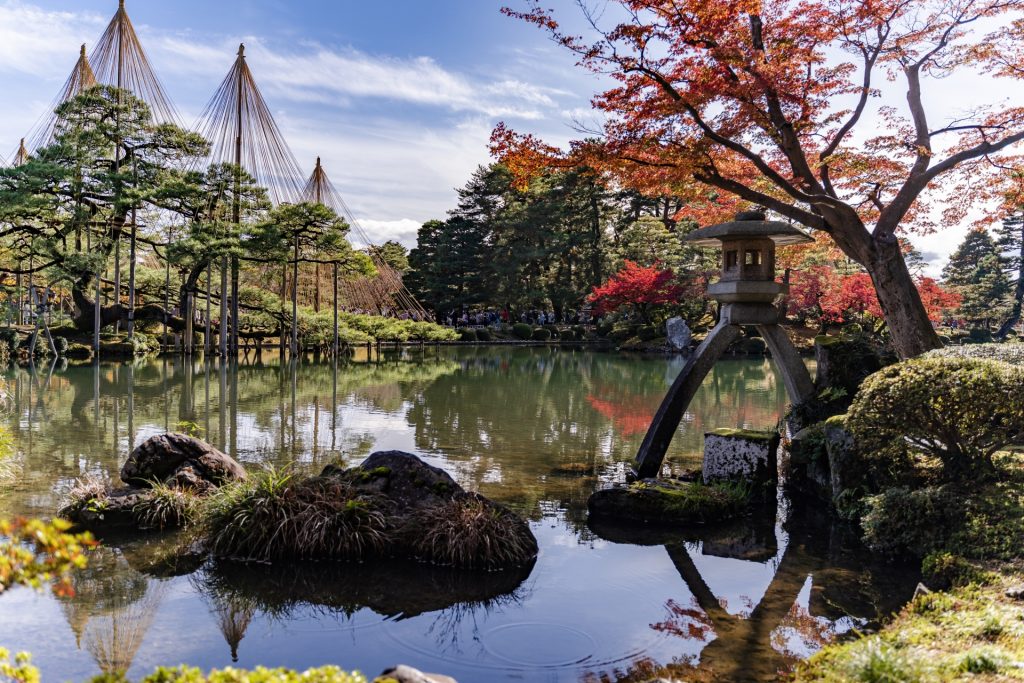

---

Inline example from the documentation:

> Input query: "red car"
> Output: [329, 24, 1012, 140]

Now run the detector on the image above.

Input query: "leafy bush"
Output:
[0, 518, 94, 597]
[458, 327, 477, 342]
[596, 322, 614, 337]
[847, 357, 1024, 480]
[967, 327, 993, 344]
[512, 323, 533, 340]
[860, 486, 962, 557]
[531, 327, 552, 341]
[126, 665, 368, 682]
[475, 327, 492, 342]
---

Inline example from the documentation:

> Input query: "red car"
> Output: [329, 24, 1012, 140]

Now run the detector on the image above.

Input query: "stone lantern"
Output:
[634, 211, 817, 479]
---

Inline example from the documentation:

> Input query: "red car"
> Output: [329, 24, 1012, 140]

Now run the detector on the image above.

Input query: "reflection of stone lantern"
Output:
[634, 211, 817, 479]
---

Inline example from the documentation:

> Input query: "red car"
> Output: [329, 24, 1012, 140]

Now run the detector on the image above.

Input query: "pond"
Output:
[0, 347, 917, 682]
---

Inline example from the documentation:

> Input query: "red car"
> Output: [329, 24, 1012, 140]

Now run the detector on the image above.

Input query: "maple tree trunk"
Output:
[866, 235, 941, 359]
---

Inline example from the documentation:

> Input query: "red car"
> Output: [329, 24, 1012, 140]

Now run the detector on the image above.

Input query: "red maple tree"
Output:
[790, 269, 959, 325]
[588, 261, 685, 320]
[494, 0, 1024, 358]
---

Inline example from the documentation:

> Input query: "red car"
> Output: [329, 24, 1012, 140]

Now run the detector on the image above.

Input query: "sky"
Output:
[0, 0, 1012, 275]
[0, 0, 606, 249]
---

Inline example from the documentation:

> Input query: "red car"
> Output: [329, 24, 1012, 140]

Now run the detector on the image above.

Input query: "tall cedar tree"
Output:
[995, 211, 1024, 336]
[494, 0, 1024, 358]
[943, 229, 1012, 329]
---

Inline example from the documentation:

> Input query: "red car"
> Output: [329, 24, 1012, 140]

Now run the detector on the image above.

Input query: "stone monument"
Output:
[634, 211, 815, 479]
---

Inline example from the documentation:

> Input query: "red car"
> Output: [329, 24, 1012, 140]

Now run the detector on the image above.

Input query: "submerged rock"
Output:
[122, 433, 247, 491]
[588, 477, 750, 525]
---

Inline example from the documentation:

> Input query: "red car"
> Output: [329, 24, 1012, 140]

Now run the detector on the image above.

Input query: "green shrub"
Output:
[637, 325, 659, 342]
[967, 327, 993, 344]
[573, 325, 586, 340]
[512, 323, 533, 340]
[532, 327, 552, 341]
[458, 327, 477, 342]
[475, 327, 492, 342]
[847, 357, 1024, 481]
[861, 486, 962, 557]
[922, 552, 989, 590]
[596, 322, 614, 337]
[88, 664, 368, 682]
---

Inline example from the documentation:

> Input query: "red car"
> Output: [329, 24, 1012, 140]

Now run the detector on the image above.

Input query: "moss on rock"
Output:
[587, 478, 750, 525]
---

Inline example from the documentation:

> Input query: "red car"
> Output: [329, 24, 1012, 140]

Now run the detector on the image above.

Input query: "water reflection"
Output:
[0, 348, 917, 683]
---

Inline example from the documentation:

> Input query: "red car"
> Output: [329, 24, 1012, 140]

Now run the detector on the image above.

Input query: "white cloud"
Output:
[151, 35, 563, 120]
[0, 3, 101, 78]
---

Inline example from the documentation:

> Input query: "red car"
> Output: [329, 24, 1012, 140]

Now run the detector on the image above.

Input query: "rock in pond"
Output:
[375, 665, 457, 683]
[122, 432, 247, 491]
[60, 434, 246, 533]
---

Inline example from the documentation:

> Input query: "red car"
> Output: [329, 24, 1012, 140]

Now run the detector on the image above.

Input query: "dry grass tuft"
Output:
[203, 468, 391, 562]
[57, 475, 111, 520]
[413, 494, 538, 570]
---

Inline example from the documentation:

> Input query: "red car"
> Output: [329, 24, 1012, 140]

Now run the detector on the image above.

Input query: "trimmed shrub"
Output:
[847, 357, 1024, 481]
[475, 327, 492, 342]
[531, 327, 552, 341]
[967, 327, 993, 344]
[457, 327, 477, 342]
[925, 342, 1024, 367]
[512, 323, 533, 340]
[573, 325, 586, 340]
[596, 322, 614, 338]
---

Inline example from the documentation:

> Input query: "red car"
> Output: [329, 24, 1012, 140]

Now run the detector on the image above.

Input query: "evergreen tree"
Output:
[995, 211, 1024, 337]
[406, 218, 491, 317]
[942, 229, 1012, 329]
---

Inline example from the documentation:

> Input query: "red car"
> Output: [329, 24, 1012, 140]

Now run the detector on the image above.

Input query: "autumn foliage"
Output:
[495, 0, 1024, 358]
[789, 268, 960, 325]
[0, 517, 94, 598]
[587, 261, 685, 319]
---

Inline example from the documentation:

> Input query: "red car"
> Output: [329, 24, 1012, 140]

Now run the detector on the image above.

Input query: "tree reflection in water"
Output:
[588, 503, 918, 682]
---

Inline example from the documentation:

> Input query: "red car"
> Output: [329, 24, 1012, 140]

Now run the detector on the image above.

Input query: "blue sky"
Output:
[0, 0, 605, 247]
[0, 1, 1006, 273]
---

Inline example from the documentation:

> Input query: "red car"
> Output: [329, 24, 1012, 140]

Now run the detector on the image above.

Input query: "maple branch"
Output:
[878, 129, 1024, 236]
[693, 167, 825, 231]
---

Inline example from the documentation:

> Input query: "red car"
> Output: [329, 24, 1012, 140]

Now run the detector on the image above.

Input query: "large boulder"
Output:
[323, 450, 461, 510]
[121, 433, 246, 491]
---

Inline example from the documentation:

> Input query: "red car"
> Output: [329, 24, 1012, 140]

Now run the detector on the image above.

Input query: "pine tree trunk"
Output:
[997, 238, 1024, 338]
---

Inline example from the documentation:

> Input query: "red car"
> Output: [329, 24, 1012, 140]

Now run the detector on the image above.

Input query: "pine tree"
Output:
[994, 211, 1024, 337]
[942, 229, 1012, 330]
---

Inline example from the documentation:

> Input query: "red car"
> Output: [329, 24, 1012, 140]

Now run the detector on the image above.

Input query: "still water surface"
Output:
[0, 348, 916, 682]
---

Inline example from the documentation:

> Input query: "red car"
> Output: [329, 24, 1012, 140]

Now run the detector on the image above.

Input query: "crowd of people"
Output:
[441, 308, 602, 328]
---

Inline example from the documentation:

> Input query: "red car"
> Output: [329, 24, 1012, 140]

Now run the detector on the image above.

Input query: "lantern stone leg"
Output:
[756, 324, 814, 402]
[634, 320, 742, 479]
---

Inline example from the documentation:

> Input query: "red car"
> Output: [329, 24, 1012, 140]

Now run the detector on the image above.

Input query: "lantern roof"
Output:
[686, 211, 814, 247]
